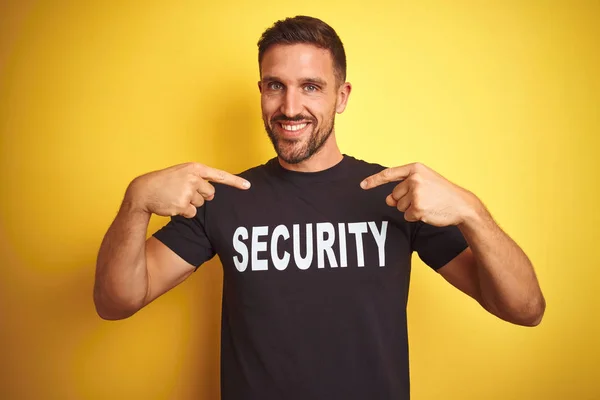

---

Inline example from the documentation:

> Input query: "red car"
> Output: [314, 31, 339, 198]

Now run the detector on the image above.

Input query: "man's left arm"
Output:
[360, 162, 546, 327]
[439, 205, 545, 326]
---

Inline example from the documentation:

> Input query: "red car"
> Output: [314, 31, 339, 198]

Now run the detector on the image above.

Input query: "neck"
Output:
[278, 131, 343, 173]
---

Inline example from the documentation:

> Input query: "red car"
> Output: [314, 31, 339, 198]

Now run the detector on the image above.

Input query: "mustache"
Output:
[271, 114, 315, 123]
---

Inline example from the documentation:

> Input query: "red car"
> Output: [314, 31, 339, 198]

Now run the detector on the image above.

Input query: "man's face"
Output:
[258, 43, 350, 164]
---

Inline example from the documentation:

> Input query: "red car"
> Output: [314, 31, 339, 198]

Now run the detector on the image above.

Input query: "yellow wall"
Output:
[1, 1, 598, 399]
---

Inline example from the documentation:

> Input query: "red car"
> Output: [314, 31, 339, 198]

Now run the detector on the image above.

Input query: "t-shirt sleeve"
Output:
[152, 205, 216, 269]
[410, 221, 469, 271]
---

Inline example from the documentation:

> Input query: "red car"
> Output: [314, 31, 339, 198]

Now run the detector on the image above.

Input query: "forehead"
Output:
[260, 43, 335, 81]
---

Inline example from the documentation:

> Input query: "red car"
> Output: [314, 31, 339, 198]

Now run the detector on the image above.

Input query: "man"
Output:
[94, 15, 545, 400]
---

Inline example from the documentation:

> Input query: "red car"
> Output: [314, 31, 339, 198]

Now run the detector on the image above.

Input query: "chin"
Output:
[275, 143, 311, 164]
[265, 117, 333, 165]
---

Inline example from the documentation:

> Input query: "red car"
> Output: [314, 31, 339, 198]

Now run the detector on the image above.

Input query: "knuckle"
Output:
[415, 162, 430, 172]
[176, 198, 189, 209]
[188, 174, 201, 185]
[410, 173, 422, 184]
[411, 192, 420, 206]
[177, 192, 193, 207]
[189, 162, 205, 174]
[412, 201, 425, 215]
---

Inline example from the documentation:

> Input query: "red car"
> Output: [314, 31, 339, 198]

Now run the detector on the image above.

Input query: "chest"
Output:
[207, 181, 412, 278]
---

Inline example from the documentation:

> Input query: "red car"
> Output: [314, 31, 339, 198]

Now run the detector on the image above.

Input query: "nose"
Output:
[280, 88, 302, 118]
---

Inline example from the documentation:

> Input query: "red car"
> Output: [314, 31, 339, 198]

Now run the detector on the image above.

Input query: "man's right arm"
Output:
[92, 162, 251, 320]
[93, 201, 196, 320]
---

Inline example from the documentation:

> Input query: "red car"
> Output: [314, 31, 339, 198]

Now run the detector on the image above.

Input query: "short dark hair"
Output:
[257, 15, 347, 84]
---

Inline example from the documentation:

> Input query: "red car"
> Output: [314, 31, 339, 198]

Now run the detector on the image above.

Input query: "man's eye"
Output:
[268, 82, 283, 90]
[304, 85, 318, 92]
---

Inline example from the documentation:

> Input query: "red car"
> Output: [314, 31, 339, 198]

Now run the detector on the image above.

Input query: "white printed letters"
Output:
[232, 221, 388, 272]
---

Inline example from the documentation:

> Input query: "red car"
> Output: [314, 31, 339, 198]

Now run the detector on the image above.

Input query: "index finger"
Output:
[360, 164, 414, 190]
[200, 166, 251, 190]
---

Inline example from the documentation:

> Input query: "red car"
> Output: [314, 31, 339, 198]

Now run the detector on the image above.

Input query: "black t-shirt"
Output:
[153, 155, 468, 400]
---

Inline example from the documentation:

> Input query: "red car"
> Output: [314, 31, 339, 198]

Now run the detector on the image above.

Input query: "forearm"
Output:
[458, 203, 545, 326]
[94, 198, 151, 320]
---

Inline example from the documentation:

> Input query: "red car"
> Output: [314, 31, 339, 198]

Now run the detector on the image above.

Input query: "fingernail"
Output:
[243, 181, 251, 188]
[360, 181, 367, 189]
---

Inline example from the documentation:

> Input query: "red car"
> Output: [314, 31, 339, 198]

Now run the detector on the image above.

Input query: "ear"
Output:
[335, 82, 352, 114]
[257, 80, 262, 94]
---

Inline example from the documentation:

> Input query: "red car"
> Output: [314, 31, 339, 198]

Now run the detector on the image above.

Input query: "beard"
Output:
[264, 111, 336, 164]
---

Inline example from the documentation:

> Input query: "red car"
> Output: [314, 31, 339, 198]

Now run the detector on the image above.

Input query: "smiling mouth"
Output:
[280, 122, 308, 132]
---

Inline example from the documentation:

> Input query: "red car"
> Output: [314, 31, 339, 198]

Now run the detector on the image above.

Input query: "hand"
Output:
[125, 162, 251, 218]
[360, 162, 480, 227]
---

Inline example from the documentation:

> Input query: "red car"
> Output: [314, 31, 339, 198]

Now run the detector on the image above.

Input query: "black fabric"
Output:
[153, 155, 469, 400]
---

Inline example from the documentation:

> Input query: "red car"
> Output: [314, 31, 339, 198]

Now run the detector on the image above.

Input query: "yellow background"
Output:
[1, 1, 598, 399]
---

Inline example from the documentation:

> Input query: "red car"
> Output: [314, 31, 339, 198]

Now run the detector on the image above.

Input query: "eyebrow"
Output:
[262, 75, 328, 87]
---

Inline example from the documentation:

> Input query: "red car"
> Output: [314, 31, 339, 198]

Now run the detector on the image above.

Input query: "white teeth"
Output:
[282, 123, 307, 132]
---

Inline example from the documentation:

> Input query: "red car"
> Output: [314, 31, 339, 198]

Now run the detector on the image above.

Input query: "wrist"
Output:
[458, 192, 489, 228]
[123, 179, 151, 216]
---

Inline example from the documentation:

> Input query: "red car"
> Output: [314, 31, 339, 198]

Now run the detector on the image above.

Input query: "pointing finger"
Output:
[199, 166, 251, 190]
[360, 164, 415, 190]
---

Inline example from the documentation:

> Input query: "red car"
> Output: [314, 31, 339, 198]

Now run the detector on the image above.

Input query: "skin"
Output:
[258, 43, 351, 172]
[94, 42, 545, 327]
